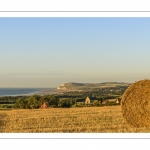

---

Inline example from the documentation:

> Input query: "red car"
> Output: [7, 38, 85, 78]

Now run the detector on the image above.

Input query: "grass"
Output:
[0, 104, 14, 110]
[0, 106, 150, 133]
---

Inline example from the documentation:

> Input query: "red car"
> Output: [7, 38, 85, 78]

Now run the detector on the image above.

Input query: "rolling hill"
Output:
[57, 82, 131, 90]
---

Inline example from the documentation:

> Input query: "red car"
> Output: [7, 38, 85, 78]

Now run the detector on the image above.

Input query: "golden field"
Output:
[0, 106, 150, 133]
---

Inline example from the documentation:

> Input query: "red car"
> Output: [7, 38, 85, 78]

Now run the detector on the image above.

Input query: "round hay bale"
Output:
[121, 79, 150, 127]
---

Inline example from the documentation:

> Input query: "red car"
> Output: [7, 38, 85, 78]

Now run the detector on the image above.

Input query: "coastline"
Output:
[0, 88, 62, 97]
[35, 88, 63, 96]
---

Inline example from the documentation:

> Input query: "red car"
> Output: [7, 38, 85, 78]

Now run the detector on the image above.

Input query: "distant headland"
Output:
[57, 82, 131, 91]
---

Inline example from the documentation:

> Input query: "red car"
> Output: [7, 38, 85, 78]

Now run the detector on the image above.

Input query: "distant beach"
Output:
[0, 88, 61, 97]
[36, 88, 64, 96]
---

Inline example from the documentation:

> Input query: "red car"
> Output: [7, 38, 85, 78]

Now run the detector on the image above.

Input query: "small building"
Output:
[85, 96, 97, 105]
[116, 99, 120, 104]
[106, 99, 117, 103]
[40, 102, 49, 109]
[106, 99, 120, 104]
[76, 99, 85, 105]
[101, 100, 107, 105]
[100, 98, 120, 105]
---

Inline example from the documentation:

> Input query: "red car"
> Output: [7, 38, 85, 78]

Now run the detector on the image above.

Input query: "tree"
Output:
[39, 95, 59, 107]
[58, 99, 73, 108]
[15, 95, 41, 109]
[93, 100, 99, 106]
[39, 96, 49, 104]
[47, 95, 59, 107]
[14, 97, 28, 109]
[27, 96, 41, 109]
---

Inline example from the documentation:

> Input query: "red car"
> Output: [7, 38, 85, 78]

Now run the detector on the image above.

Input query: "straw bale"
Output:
[121, 79, 150, 127]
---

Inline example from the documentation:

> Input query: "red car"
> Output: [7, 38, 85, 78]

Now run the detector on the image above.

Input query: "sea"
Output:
[0, 88, 58, 97]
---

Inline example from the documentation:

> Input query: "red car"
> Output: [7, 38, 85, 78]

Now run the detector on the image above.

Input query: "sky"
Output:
[0, 17, 150, 87]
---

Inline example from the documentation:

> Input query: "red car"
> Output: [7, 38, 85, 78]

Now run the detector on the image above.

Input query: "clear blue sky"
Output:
[0, 18, 150, 87]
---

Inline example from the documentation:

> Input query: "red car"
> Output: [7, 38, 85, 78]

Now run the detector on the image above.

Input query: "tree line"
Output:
[14, 95, 75, 109]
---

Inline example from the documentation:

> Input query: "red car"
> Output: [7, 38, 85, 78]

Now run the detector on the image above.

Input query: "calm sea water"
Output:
[0, 88, 56, 96]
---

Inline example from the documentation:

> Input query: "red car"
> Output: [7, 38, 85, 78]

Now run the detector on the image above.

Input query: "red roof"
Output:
[40, 102, 49, 109]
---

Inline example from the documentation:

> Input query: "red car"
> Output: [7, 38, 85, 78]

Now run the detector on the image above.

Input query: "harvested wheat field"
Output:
[1, 106, 150, 133]
[121, 79, 150, 128]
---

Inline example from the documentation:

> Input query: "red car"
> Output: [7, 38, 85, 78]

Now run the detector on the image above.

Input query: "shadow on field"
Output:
[0, 113, 8, 132]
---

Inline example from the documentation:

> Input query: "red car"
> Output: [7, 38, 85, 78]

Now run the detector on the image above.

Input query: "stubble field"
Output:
[0, 106, 150, 133]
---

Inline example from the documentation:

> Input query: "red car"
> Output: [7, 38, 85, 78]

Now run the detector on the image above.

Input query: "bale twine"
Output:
[121, 79, 150, 127]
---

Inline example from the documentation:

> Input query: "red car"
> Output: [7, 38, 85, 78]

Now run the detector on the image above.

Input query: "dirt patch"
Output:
[121, 79, 150, 127]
